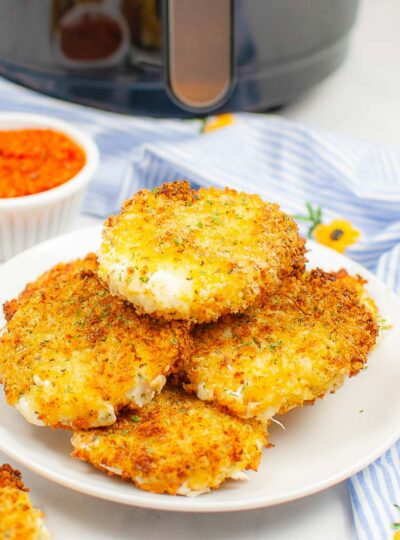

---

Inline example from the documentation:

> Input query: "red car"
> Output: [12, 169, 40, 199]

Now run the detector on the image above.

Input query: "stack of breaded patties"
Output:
[0, 181, 378, 497]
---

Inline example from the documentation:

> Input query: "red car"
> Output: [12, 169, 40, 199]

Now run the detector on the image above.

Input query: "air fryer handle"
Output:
[166, 0, 232, 111]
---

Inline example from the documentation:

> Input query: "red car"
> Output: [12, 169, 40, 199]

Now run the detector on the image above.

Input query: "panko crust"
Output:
[0, 464, 49, 540]
[98, 181, 306, 323]
[333, 268, 378, 318]
[0, 255, 191, 429]
[183, 269, 378, 421]
[71, 387, 267, 496]
[0, 464, 27, 491]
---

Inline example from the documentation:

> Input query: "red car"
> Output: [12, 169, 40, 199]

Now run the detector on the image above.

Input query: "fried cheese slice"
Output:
[98, 181, 305, 323]
[0, 255, 191, 429]
[0, 464, 50, 540]
[183, 269, 378, 422]
[72, 387, 267, 496]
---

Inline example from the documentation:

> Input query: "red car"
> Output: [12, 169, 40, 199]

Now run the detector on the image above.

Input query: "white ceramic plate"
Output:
[0, 226, 399, 513]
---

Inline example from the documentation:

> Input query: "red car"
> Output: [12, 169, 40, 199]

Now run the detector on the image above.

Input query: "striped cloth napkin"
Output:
[2, 77, 400, 539]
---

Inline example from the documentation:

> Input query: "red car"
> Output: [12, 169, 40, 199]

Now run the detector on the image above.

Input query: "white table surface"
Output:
[1, 1, 399, 538]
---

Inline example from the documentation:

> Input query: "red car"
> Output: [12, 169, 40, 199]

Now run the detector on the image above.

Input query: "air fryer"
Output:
[0, 0, 359, 117]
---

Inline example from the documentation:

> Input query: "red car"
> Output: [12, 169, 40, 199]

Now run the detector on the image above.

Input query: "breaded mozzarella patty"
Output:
[98, 181, 305, 323]
[0, 464, 50, 540]
[0, 255, 190, 429]
[183, 270, 378, 422]
[71, 387, 267, 496]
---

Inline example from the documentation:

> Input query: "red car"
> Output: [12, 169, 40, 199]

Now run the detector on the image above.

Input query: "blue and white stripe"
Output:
[1, 76, 400, 539]
[350, 443, 400, 540]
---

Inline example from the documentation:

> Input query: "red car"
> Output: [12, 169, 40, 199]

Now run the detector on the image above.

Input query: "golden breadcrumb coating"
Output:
[98, 181, 305, 323]
[0, 255, 191, 429]
[183, 269, 378, 422]
[333, 268, 379, 318]
[0, 464, 50, 540]
[71, 387, 267, 496]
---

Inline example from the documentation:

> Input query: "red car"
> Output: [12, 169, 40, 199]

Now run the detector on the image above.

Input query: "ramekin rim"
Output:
[0, 112, 99, 210]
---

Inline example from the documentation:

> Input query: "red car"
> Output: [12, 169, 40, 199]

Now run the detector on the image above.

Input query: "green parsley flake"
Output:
[392, 505, 400, 530]
[378, 316, 393, 332]
[269, 339, 283, 351]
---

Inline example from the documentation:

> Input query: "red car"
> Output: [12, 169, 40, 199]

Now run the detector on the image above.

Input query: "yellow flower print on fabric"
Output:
[314, 219, 360, 253]
[294, 202, 360, 253]
[202, 113, 235, 133]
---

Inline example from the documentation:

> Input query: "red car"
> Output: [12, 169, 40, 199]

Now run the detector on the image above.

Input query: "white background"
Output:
[1, 1, 399, 538]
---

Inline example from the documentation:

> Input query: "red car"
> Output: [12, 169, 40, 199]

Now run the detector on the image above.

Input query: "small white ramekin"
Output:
[0, 113, 99, 261]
